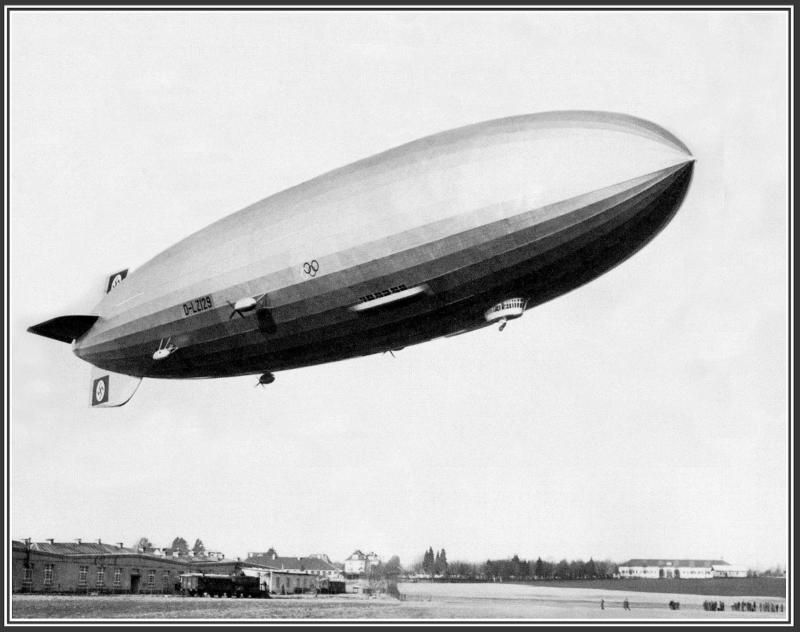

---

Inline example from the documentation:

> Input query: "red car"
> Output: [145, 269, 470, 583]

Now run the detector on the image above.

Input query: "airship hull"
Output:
[66, 111, 694, 380]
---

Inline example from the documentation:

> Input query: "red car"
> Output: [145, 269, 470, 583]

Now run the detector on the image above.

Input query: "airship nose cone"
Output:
[458, 111, 695, 226]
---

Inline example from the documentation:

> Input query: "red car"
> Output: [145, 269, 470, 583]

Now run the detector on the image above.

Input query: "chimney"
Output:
[75, 538, 82, 545]
[97, 538, 102, 545]
[24, 538, 31, 545]
[117, 542, 124, 549]
[46, 538, 54, 544]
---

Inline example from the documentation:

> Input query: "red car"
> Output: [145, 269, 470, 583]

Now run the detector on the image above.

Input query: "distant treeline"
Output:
[450, 556, 618, 581]
[408, 550, 617, 581]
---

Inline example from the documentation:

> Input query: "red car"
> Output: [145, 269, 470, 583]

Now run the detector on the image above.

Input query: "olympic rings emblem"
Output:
[302, 260, 320, 277]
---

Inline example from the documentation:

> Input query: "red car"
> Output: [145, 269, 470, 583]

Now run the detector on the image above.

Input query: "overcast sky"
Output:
[8, 9, 789, 570]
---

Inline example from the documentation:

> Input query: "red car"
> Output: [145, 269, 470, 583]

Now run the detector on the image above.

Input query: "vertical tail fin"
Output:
[105, 269, 128, 293]
[90, 366, 142, 408]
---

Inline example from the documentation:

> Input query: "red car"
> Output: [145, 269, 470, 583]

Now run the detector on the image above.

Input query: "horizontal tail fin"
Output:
[28, 315, 99, 344]
[90, 366, 142, 408]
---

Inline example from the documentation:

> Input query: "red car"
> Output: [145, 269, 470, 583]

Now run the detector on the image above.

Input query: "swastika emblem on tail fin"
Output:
[88, 369, 141, 408]
[92, 376, 109, 406]
[106, 269, 128, 293]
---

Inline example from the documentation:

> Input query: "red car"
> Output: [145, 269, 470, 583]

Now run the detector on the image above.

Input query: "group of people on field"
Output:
[731, 601, 783, 613]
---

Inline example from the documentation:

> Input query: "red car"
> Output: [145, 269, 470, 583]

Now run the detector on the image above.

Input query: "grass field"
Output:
[507, 577, 786, 597]
[11, 581, 788, 620]
[11, 594, 408, 620]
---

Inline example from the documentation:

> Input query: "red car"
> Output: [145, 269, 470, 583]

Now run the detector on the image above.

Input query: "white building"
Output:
[344, 550, 381, 578]
[344, 550, 367, 577]
[619, 559, 738, 579]
[712, 564, 748, 578]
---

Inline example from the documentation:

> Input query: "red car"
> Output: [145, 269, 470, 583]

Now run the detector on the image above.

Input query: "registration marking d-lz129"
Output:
[182, 295, 214, 317]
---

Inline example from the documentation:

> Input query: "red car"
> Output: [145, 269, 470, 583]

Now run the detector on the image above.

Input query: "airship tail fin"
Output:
[104, 269, 128, 294]
[90, 366, 142, 408]
[28, 315, 99, 344]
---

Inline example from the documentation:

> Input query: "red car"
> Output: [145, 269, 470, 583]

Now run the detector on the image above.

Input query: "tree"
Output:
[434, 549, 448, 576]
[449, 561, 476, 579]
[554, 559, 569, 579]
[534, 557, 544, 579]
[511, 554, 521, 578]
[192, 539, 205, 557]
[594, 560, 606, 578]
[384, 555, 403, 577]
[170, 537, 189, 556]
[569, 559, 585, 579]
[367, 561, 383, 580]
[136, 537, 153, 552]
[585, 558, 597, 579]
[423, 547, 435, 576]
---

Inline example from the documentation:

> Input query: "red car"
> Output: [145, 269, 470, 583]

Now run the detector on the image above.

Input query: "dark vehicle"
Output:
[179, 573, 266, 598]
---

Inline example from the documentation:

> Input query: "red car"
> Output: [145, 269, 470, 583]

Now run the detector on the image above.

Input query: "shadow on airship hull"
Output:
[255, 160, 695, 375]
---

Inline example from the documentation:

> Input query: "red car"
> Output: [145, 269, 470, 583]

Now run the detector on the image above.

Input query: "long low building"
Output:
[12, 540, 189, 594]
[618, 559, 746, 579]
[11, 540, 279, 594]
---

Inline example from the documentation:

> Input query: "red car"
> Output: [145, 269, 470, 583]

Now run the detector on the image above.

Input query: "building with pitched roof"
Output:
[343, 550, 382, 578]
[12, 539, 256, 594]
[618, 559, 744, 579]
[244, 549, 342, 580]
[12, 539, 189, 594]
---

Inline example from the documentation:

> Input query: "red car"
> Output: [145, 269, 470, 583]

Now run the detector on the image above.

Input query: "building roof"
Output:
[244, 554, 339, 572]
[189, 559, 273, 570]
[346, 550, 366, 561]
[307, 553, 332, 563]
[26, 541, 137, 555]
[620, 559, 729, 568]
[11, 540, 195, 567]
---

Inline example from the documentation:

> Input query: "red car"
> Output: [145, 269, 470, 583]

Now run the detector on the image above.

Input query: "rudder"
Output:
[90, 366, 142, 408]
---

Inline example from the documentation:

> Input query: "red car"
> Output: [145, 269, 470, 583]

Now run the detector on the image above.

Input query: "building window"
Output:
[22, 567, 32, 589]
[43, 564, 54, 586]
[162, 572, 170, 591]
[147, 570, 155, 588]
[96, 567, 105, 587]
[78, 566, 88, 587]
[113, 568, 121, 588]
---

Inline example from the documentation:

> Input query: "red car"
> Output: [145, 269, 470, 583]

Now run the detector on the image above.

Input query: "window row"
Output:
[27, 565, 172, 588]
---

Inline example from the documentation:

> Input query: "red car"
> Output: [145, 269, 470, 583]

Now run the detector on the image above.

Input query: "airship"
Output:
[28, 111, 694, 407]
